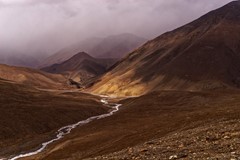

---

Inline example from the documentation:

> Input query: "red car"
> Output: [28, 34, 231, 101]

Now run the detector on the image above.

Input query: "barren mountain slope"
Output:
[0, 64, 67, 89]
[90, 1, 240, 96]
[42, 52, 117, 82]
[40, 33, 146, 68]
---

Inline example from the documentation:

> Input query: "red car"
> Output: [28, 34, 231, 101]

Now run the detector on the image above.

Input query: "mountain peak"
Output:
[227, 0, 240, 6]
[71, 52, 93, 59]
[211, 0, 240, 20]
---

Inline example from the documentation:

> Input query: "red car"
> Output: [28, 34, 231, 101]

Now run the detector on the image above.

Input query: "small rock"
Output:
[224, 135, 231, 139]
[146, 141, 155, 145]
[178, 152, 188, 158]
[169, 155, 178, 159]
[178, 144, 184, 148]
[140, 149, 148, 153]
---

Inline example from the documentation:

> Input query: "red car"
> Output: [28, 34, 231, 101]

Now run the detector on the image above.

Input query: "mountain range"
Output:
[90, 1, 240, 96]
[39, 33, 147, 68]
[0, 52, 41, 68]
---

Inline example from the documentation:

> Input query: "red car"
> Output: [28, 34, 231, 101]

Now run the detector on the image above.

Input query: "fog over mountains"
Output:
[0, 0, 232, 60]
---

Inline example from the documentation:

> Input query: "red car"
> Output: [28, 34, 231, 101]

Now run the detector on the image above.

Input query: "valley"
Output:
[1, 1, 240, 160]
[7, 90, 240, 160]
[0, 80, 108, 159]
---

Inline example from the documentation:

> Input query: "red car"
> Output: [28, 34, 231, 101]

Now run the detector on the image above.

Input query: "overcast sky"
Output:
[0, 0, 233, 57]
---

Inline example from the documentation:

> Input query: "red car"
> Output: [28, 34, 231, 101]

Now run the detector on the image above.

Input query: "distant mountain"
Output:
[90, 33, 148, 58]
[0, 64, 67, 89]
[41, 52, 117, 83]
[39, 37, 103, 68]
[0, 52, 40, 68]
[90, 1, 240, 96]
[39, 33, 147, 68]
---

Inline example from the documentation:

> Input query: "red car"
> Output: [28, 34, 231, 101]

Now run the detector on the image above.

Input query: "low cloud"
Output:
[0, 0, 232, 57]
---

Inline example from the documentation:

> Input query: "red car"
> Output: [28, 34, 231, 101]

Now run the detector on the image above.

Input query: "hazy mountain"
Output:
[39, 33, 147, 68]
[89, 33, 148, 58]
[42, 52, 117, 83]
[38, 37, 103, 68]
[0, 51, 41, 68]
[90, 1, 240, 96]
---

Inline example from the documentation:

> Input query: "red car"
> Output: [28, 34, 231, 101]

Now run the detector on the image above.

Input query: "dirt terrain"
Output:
[0, 80, 108, 159]
[17, 89, 240, 160]
[91, 119, 240, 160]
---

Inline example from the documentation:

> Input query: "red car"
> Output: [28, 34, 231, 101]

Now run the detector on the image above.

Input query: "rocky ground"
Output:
[19, 90, 240, 160]
[90, 119, 240, 160]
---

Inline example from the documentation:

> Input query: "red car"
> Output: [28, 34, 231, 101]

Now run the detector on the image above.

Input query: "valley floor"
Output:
[0, 80, 108, 159]
[18, 90, 240, 160]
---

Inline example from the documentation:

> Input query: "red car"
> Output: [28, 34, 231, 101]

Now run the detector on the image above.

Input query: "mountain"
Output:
[90, 1, 240, 96]
[0, 64, 67, 89]
[39, 33, 147, 68]
[89, 33, 148, 58]
[38, 37, 102, 68]
[41, 52, 117, 83]
[0, 52, 40, 68]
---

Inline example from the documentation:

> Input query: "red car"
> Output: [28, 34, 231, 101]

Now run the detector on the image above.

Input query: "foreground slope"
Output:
[92, 119, 240, 159]
[0, 64, 66, 89]
[0, 80, 108, 159]
[22, 90, 240, 160]
[42, 52, 117, 83]
[91, 1, 240, 96]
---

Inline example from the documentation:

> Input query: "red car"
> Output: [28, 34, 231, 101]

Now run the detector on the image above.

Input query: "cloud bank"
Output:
[0, 0, 233, 57]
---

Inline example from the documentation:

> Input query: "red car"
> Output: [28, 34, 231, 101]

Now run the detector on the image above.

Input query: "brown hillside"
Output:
[42, 52, 117, 83]
[0, 80, 107, 158]
[90, 1, 240, 96]
[0, 64, 66, 89]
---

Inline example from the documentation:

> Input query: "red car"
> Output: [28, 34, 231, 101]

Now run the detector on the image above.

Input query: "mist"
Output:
[0, 0, 233, 58]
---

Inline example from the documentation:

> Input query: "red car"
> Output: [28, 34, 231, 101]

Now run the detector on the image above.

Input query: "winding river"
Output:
[8, 95, 121, 160]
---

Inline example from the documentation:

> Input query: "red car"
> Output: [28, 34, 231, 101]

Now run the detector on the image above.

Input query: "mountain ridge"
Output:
[90, 1, 240, 96]
[42, 52, 117, 83]
[39, 33, 147, 68]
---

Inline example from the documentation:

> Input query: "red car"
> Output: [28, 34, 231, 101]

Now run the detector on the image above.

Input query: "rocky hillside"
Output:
[90, 1, 240, 96]
[90, 119, 240, 160]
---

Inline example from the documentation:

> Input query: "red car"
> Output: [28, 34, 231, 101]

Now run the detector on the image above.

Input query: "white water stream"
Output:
[8, 95, 121, 160]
